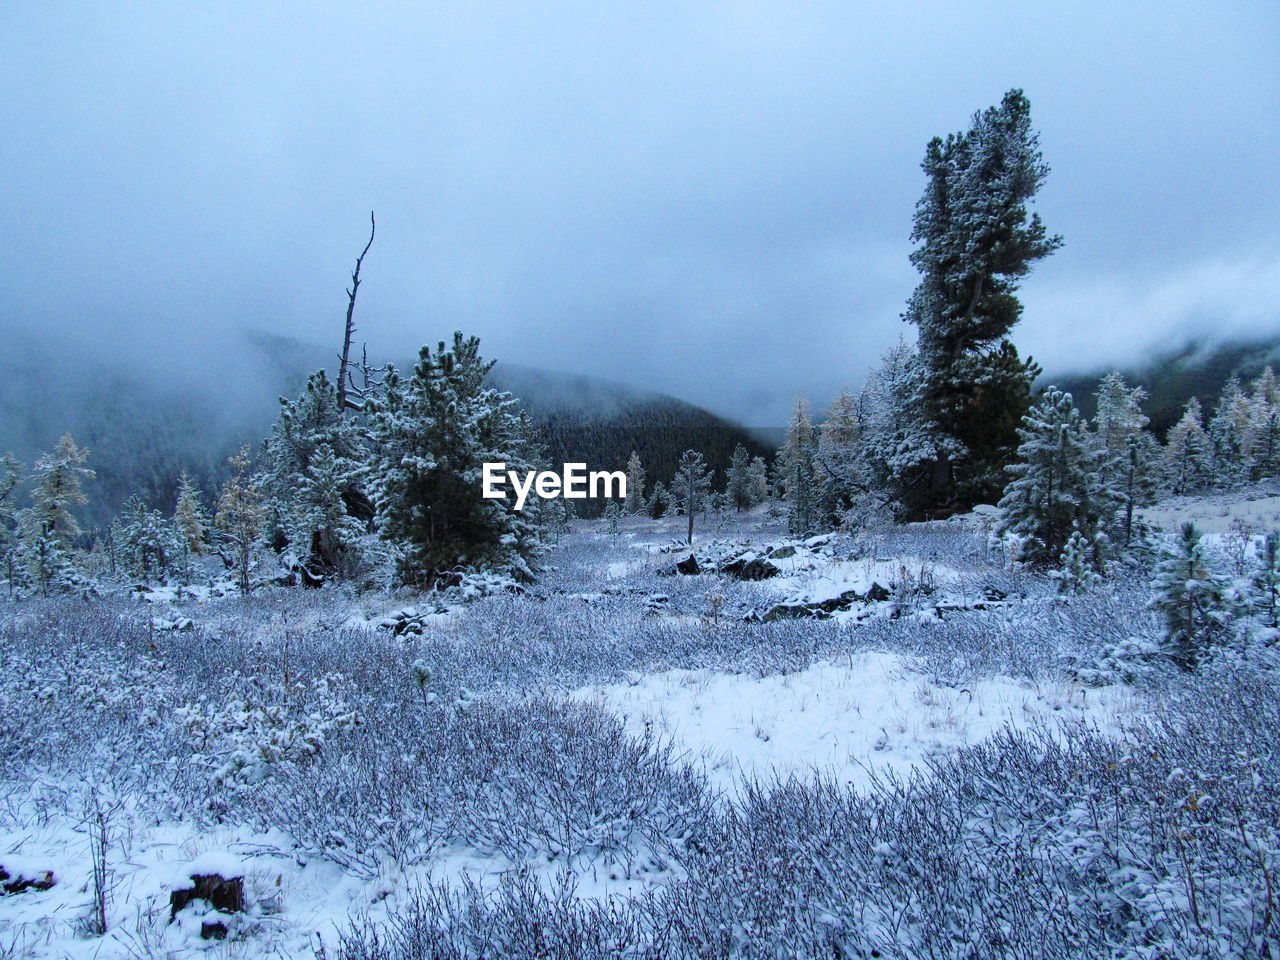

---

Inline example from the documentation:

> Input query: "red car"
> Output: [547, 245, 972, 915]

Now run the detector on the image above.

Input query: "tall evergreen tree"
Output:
[1207, 376, 1250, 484]
[996, 389, 1115, 566]
[22, 434, 94, 595]
[902, 89, 1062, 514]
[816, 390, 863, 519]
[0, 454, 22, 592]
[725, 444, 754, 512]
[1162, 398, 1212, 495]
[1244, 368, 1280, 479]
[366, 333, 546, 586]
[778, 399, 822, 537]
[1092, 374, 1158, 546]
[747, 456, 770, 508]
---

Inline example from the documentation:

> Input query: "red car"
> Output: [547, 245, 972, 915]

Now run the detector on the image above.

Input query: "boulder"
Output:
[721, 555, 781, 581]
[675, 555, 701, 575]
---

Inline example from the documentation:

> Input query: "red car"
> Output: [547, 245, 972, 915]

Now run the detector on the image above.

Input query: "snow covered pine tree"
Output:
[996, 388, 1116, 568]
[1149, 522, 1228, 669]
[672, 449, 712, 545]
[366, 333, 546, 587]
[902, 89, 1062, 516]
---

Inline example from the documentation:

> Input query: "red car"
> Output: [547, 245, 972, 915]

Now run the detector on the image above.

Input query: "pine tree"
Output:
[1162, 398, 1212, 495]
[1207, 376, 1250, 485]
[902, 89, 1062, 515]
[996, 389, 1115, 566]
[0, 454, 22, 593]
[1247, 532, 1280, 635]
[366, 333, 546, 587]
[1149, 522, 1228, 669]
[28, 434, 93, 546]
[747, 456, 769, 508]
[173, 472, 210, 561]
[1052, 528, 1103, 595]
[23, 434, 94, 595]
[603, 500, 623, 535]
[646, 480, 669, 520]
[263, 370, 370, 580]
[778, 399, 822, 537]
[113, 495, 180, 581]
[623, 451, 646, 515]
[1092, 374, 1158, 546]
[215, 447, 268, 594]
[1244, 368, 1280, 479]
[859, 338, 945, 514]
[816, 391, 863, 519]
[672, 450, 712, 545]
[725, 444, 754, 512]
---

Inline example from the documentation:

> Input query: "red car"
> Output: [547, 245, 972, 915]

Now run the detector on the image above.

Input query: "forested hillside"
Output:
[0, 330, 768, 526]
[1051, 334, 1280, 437]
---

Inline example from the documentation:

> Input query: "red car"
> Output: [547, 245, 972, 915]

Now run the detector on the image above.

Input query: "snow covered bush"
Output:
[174, 672, 362, 788]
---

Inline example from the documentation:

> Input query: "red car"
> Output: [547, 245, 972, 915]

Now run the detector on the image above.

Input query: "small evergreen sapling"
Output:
[215, 448, 267, 595]
[113, 495, 181, 582]
[1149, 522, 1228, 670]
[173, 472, 210, 560]
[623, 452, 646, 515]
[1052, 528, 1103, 595]
[672, 450, 712, 545]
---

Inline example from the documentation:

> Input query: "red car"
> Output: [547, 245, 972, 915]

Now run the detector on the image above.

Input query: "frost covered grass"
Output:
[1, 513, 1277, 958]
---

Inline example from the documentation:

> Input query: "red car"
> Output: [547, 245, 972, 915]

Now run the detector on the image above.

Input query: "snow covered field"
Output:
[576, 651, 1142, 794]
[1, 507, 1276, 959]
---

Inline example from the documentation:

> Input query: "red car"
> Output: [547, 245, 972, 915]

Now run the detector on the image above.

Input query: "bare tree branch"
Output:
[337, 211, 375, 413]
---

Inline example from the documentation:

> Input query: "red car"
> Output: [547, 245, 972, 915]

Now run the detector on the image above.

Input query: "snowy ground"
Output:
[1138, 482, 1280, 534]
[2, 505, 1273, 959]
[575, 650, 1143, 795]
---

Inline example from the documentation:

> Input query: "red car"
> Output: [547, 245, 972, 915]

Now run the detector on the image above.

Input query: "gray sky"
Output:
[3, 0, 1278, 425]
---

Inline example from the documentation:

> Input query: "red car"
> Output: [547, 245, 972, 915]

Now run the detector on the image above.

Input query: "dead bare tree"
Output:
[337, 212, 376, 414]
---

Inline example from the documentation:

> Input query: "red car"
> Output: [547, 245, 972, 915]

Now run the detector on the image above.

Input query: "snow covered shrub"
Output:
[337, 870, 663, 960]
[1070, 635, 1163, 686]
[174, 672, 362, 787]
[237, 697, 709, 880]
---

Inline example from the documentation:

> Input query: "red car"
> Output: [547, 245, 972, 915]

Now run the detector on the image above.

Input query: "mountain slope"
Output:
[1048, 333, 1280, 436]
[0, 331, 769, 525]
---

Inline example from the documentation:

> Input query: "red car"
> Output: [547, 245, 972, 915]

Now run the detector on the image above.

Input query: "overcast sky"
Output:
[2, 0, 1278, 425]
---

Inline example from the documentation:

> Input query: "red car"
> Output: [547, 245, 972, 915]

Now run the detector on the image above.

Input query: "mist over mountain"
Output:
[1048, 331, 1280, 437]
[0, 329, 769, 526]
